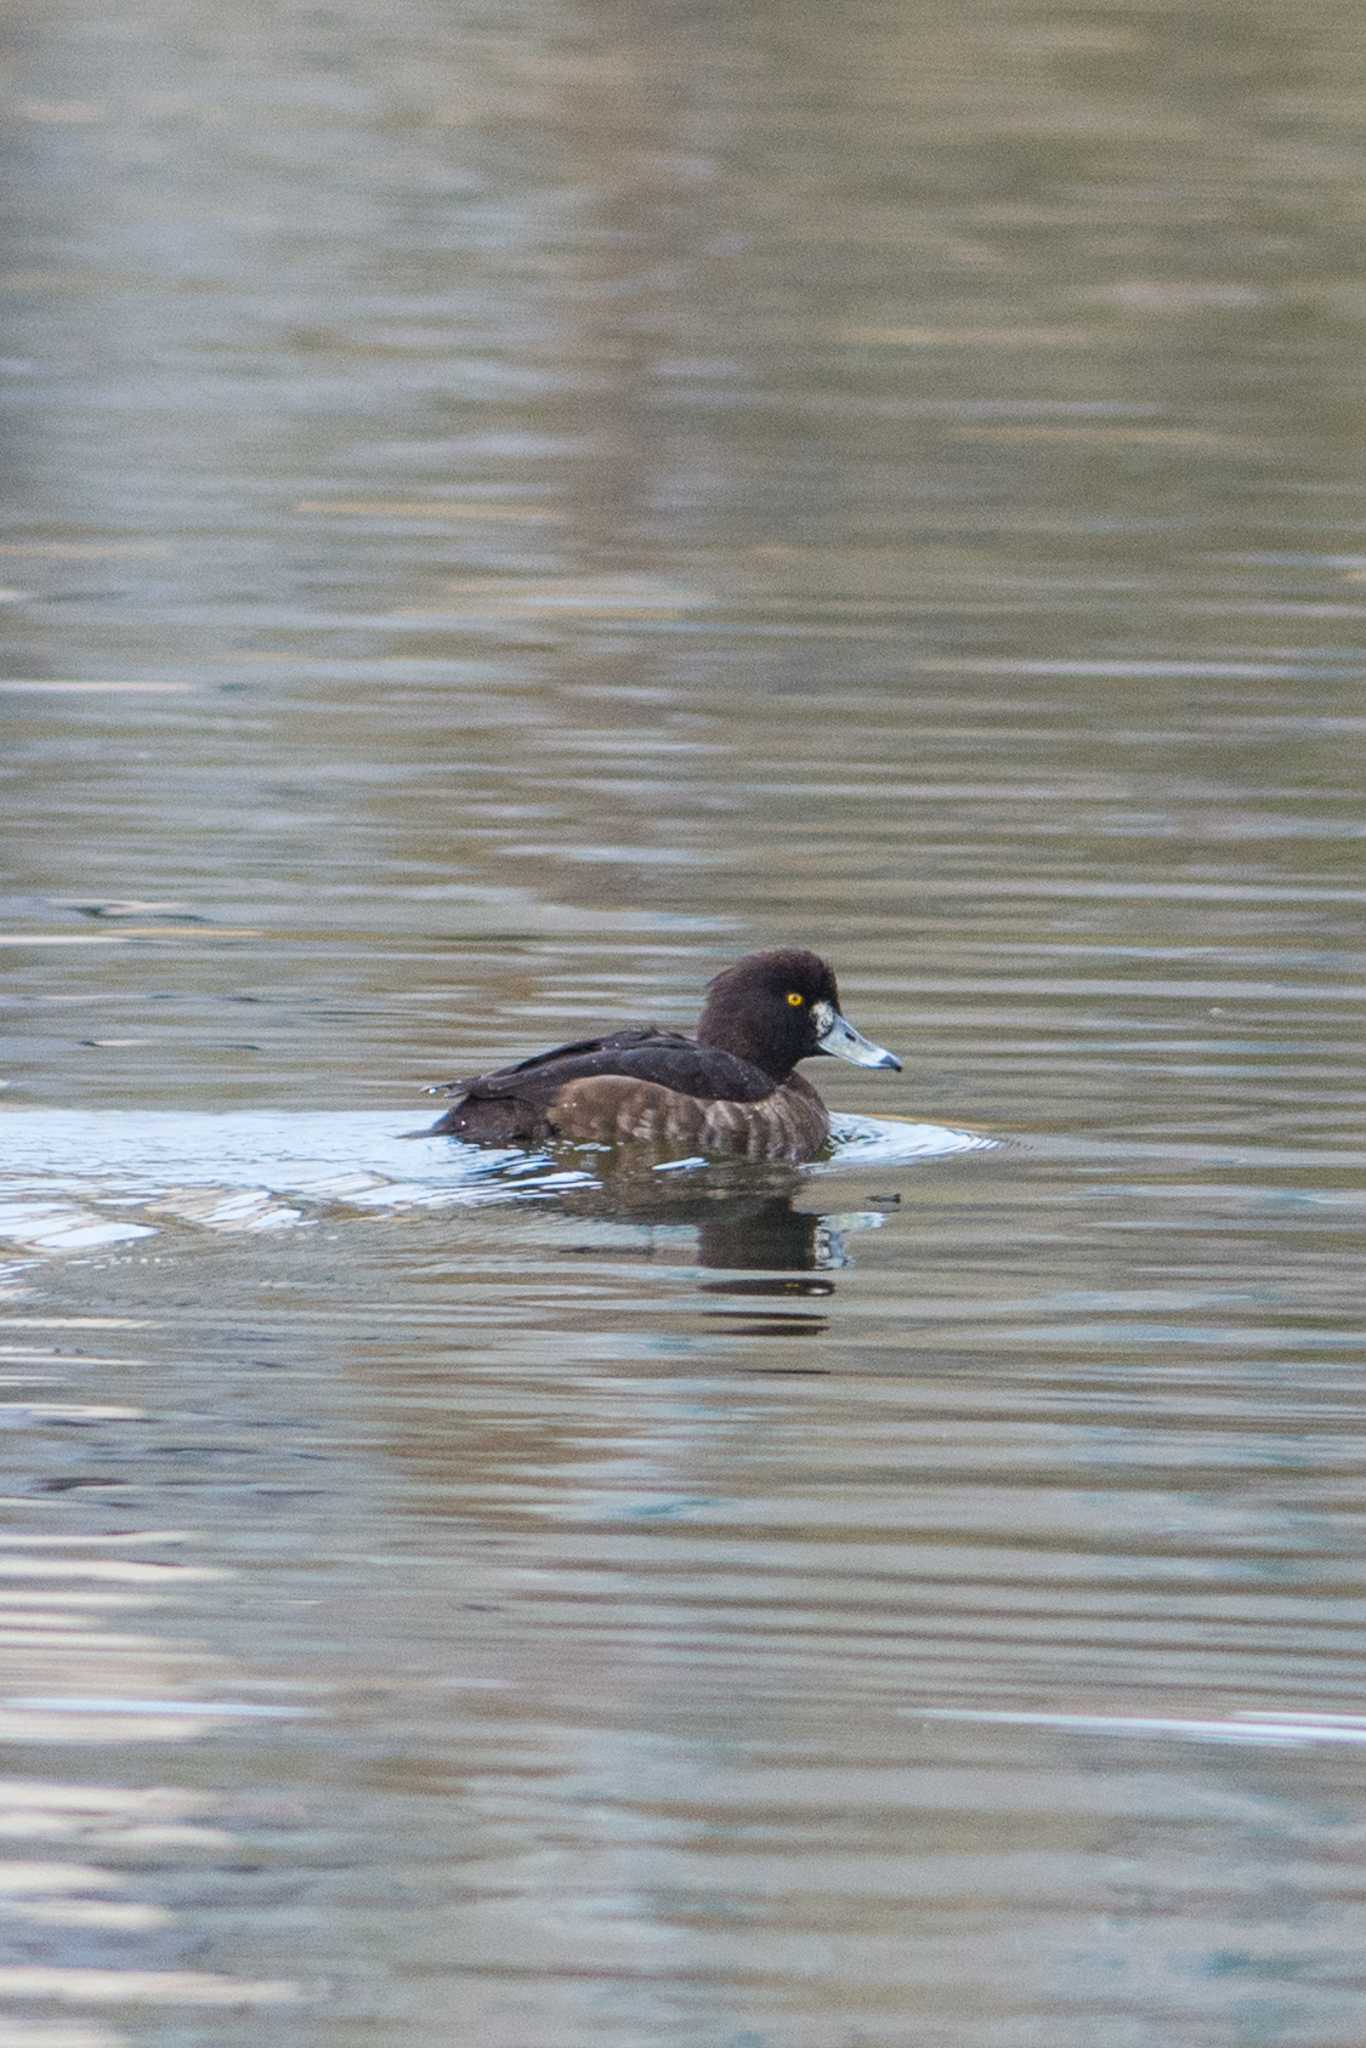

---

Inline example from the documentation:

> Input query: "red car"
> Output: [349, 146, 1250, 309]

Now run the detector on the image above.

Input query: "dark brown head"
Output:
[696, 948, 901, 1082]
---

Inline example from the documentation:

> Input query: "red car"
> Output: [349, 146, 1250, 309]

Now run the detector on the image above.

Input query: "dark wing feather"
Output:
[427, 1026, 684, 1099]
[430, 1027, 774, 1108]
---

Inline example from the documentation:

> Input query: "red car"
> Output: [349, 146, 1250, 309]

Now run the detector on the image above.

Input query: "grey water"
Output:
[3, 0, 1366, 2044]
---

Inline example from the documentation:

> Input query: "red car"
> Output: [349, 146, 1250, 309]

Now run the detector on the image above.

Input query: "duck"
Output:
[427, 948, 900, 1162]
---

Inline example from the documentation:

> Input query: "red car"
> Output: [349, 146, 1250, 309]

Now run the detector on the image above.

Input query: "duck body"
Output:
[428, 948, 900, 1164]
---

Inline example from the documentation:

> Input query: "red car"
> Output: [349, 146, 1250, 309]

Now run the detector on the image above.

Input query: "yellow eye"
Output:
[786, 991, 804, 1007]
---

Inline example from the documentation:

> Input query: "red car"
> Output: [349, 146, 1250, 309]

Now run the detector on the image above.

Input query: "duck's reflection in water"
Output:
[554, 1160, 898, 1346]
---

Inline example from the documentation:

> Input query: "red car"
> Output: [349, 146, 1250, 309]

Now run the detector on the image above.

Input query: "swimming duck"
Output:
[428, 948, 900, 1161]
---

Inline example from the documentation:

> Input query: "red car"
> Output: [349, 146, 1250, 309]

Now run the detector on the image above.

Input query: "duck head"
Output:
[697, 948, 901, 1082]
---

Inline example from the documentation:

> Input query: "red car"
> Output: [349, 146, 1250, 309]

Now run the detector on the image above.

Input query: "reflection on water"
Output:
[4, 0, 1366, 2041]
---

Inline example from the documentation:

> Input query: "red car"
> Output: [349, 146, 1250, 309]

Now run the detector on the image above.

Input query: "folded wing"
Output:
[430, 1026, 774, 1111]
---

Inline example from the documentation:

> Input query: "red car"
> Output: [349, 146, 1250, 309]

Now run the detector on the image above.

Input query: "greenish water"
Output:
[2, 1, 1365, 2044]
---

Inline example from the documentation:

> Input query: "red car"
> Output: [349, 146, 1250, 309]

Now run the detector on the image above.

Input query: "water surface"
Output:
[3, 0, 1366, 2043]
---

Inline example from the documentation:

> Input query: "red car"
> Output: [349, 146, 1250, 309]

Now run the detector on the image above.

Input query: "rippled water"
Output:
[4, 0, 1366, 2042]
